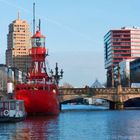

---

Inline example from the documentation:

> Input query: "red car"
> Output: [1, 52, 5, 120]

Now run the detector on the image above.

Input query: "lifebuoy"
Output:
[4, 110, 9, 116]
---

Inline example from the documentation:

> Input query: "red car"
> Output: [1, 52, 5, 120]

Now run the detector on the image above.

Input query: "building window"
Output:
[105, 42, 108, 60]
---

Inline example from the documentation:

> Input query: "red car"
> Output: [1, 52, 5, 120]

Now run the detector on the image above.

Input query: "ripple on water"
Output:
[0, 105, 140, 140]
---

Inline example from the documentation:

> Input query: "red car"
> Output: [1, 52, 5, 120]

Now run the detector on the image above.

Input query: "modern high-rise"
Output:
[6, 14, 31, 73]
[104, 27, 140, 87]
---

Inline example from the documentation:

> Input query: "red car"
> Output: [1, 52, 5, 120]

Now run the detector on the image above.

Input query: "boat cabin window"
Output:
[16, 102, 23, 110]
[10, 102, 15, 110]
[0, 102, 3, 109]
[32, 37, 45, 47]
[19, 103, 23, 110]
[4, 102, 9, 109]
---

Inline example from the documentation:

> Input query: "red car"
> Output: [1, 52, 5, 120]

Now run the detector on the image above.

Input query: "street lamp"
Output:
[50, 63, 64, 85]
[117, 65, 121, 86]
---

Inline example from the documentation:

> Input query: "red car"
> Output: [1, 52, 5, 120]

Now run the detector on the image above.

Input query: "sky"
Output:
[0, 0, 140, 87]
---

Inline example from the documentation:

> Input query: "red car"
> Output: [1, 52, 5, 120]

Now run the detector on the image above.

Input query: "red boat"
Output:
[15, 29, 60, 115]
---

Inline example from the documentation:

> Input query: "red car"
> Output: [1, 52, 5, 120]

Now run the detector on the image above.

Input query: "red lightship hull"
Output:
[15, 28, 62, 115]
[15, 84, 60, 115]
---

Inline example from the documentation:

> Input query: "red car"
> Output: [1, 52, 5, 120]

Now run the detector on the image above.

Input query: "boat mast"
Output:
[39, 19, 41, 31]
[33, 3, 35, 35]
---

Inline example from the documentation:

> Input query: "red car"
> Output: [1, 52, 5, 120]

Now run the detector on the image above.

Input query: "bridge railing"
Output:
[92, 88, 116, 94]
[58, 88, 89, 95]
[58, 88, 117, 95]
[122, 87, 140, 94]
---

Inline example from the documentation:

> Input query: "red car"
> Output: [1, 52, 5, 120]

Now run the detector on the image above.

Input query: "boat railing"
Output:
[27, 78, 56, 84]
[16, 82, 58, 92]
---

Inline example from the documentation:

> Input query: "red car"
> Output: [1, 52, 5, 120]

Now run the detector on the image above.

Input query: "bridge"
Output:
[58, 85, 140, 110]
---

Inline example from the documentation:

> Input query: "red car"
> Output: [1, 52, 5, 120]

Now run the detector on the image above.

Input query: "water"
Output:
[0, 105, 140, 140]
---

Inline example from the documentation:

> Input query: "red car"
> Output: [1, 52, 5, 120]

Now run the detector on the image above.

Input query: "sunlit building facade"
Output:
[6, 15, 31, 73]
[104, 27, 140, 87]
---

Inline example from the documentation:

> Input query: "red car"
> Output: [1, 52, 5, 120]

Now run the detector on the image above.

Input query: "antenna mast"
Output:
[33, 3, 35, 35]
[39, 19, 41, 31]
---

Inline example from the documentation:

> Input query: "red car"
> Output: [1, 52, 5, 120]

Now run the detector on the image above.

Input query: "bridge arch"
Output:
[91, 95, 114, 102]
[60, 96, 116, 109]
[61, 97, 88, 104]
[124, 97, 140, 108]
[123, 95, 140, 102]
[90, 97, 116, 109]
[60, 95, 115, 103]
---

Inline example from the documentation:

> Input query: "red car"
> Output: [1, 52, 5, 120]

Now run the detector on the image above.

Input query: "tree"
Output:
[0, 70, 8, 90]
[61, 82, 74, 88]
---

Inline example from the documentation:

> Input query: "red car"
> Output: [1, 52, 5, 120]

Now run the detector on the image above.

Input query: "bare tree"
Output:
[0, 70, 8, 91]
[61, 82, 74, 88]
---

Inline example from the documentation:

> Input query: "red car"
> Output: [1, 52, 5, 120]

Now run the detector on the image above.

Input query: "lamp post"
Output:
[112, 66, 114, 88]
[50, 63, 63, 85]
[117, 65, 121, 86]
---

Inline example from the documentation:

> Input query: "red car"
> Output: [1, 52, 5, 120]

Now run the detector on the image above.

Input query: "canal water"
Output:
[0, 105, 140, 140]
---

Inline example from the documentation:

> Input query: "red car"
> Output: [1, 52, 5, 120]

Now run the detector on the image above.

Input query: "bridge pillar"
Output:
[114, 101, 124, 110]
[109, 101, 124, 110]
[110, 94, 124, 110]
[112, 82, 124, 110]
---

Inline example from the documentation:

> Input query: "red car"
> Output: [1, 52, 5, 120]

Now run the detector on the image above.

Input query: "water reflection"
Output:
[11, 128, 31, 140]
[1, 105, 140, 140]
[0, 116, 59, 140]
[0, 123, 16, 140]
[12, 116, 59, 140]
[105, 111, 140, 140]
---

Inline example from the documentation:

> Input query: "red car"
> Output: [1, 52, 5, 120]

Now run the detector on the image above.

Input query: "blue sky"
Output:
[0, 0, 140, 87]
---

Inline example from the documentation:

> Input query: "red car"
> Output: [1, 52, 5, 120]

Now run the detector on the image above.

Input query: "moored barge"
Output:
[0, 100, 26, 122]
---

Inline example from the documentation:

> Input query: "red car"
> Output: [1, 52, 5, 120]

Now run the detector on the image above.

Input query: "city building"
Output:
[91, 79, 105, 88]
[0, 64, 8, 90]
[104, 27, 140, 87]
[113, 58, 140, 87]
[8, 67, 27, 84]
[0, 64, 26, 91]
[130, 58, 140, 84]
[117, 59, 132, 87]
[6, 14, 31, 73]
